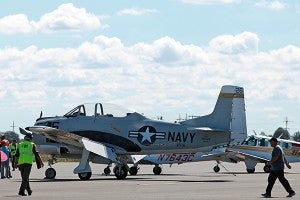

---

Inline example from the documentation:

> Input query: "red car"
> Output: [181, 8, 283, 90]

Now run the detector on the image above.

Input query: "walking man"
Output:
[262, 137, 296, 198]
[15, 134, 44, 196]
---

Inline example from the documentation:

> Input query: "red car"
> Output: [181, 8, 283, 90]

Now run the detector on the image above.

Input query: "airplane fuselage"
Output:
[34, 112, 230, 155]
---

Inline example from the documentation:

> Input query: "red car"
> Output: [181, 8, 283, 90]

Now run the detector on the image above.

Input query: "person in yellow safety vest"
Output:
[15, 134, 44, 196]
[10, 139, 18, 171]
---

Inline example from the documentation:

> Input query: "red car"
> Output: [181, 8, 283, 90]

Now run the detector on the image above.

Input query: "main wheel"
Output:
[153, 166, 162, 175]
[45, 168, 56, 179]
[263, 165, 271, 173]
[213, 165, 220, 173]
[114, 166, 128, 180]
[104, 167, 111, 175]
[78, 172, 92, 180]
[246, 168, 255, 173]
[129, 166, 138, 175]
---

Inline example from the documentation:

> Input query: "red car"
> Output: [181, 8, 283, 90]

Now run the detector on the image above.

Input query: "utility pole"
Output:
[10, 121, 16, 132]
[284, 117, 292, 131]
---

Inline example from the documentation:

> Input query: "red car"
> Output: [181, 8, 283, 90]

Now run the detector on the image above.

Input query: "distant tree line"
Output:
[0, 131, 21, 142]
[260, 127, 300, 141]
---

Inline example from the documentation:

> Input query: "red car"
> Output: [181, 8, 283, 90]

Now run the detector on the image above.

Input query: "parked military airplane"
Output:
[111, 85, 247, 175]
[23, 85, 239, 180]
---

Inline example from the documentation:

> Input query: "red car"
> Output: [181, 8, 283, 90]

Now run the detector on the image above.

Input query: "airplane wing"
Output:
[27, 126, 119, 163]
[226, 149, 269, 163]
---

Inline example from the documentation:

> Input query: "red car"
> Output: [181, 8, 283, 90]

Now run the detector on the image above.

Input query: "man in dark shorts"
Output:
[262, 137, 295, 198]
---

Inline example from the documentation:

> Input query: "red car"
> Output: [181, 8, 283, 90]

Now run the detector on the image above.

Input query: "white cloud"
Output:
[0, 3, 101, 34]
[37, 3, 100, 33]
[0, 14, 36, 34]
[0, 33, 300, 123]
[255, 0, 287, 10]
[209, 32, 259, 54]
[181, 0, 240, 5]
[117, 8, 158, 16]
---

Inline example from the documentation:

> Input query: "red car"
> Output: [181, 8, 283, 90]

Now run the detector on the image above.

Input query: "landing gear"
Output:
[45, 154, 57, 179]
[245, 159, 257, 174]
[153, 165, 162, 175]
[213, 165, 220, 173]
[104, 166, 111, 175]
[263, 165, 271, 173]
[129, 166, 138, 175]
[78, 172, 92, 180]
[114, 166, 128, 180]
[45, 168, 56, 179]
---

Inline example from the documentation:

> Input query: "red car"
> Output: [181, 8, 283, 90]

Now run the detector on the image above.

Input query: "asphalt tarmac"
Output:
[1, 161, 299, 199]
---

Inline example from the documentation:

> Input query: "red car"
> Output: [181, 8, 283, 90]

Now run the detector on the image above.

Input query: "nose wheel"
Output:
[45, 167, 56, 179]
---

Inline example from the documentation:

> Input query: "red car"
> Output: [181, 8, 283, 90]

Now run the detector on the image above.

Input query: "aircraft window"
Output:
[258, 138, 269, 147]
[64, 103, 135, 118]
[280, 142, 292, 150]
[242, 136, 257, 146]
[64, 105, 86, 117]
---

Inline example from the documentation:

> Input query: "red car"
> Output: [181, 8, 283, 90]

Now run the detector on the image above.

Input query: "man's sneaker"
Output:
[261, 193, 271, 198]
[18, 192, 27, 196]
[287, 192, 296, 197]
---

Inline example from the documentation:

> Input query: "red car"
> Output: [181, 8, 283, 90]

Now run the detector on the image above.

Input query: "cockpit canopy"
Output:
[241, 135, 293, 150]
[64, 103, 134, 118]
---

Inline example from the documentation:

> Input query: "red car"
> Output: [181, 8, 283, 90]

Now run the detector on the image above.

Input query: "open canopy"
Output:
[64, 103, 135, 118]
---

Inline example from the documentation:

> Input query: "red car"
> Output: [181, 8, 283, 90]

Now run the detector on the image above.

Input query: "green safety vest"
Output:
[10, 143, 18, 156]
[18, 141, 34, 165]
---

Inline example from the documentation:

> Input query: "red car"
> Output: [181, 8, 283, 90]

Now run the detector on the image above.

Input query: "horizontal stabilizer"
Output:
[187, 127, 227, 132]
[81, 138, 118, 163]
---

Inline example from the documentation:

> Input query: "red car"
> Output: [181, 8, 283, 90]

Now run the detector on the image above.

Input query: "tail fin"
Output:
[181, 85, 247, 144]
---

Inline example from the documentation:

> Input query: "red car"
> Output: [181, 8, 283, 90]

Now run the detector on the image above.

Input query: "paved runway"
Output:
[1, 161, 299, 199]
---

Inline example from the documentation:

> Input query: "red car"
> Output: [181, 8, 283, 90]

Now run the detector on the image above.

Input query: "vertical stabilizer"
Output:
[181, 85, 247, 144]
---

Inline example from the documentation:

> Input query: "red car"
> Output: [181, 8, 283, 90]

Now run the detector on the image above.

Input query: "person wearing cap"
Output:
[262, 137, 296, 198]
[15, 134, 44, 196]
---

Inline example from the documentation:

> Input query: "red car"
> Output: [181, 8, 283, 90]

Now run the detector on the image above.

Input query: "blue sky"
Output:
[0, 0, 300, 136]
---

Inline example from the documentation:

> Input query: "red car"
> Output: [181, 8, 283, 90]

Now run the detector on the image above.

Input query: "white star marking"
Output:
[140, 127, 155, 143]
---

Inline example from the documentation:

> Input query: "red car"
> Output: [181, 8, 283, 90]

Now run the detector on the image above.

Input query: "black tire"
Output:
[213, 165, 220, 173]
[153, 166, 162, 175]
[114, 166, 128, 180]
[263, 165, 271, 173]
[246, 168, 255, 173]
[129, 167, 138, 175]
[78, 172, 92, 180]
[45, 168, 56, 179]
[104, 167, 111, 175]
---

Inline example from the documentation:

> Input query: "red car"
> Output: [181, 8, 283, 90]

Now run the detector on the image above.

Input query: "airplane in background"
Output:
[227, 135, 300, 173]
[23, 85, 240, 180]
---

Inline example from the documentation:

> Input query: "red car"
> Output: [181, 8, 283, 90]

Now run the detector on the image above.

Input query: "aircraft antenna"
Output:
[176, 113, 183, 122]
